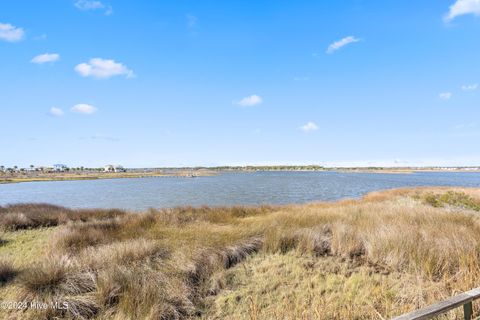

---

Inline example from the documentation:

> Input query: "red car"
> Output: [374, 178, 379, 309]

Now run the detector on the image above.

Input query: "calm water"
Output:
[0, 171, 479, 210]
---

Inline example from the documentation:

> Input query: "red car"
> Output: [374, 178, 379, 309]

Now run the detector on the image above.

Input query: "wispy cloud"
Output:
[186, 14, 198, 28]
[0, 23, 24, 42]
[439, 92, 453, 100]
[293, 76, 310, 81]
[453, 122, 477, 130]
[235, 95, 263, 107]
[31, 53, 60, 64]
[75, 58, 134, 79]
[71, 104, 97, 114]
[451, 123, 480, 138]
[49, 107, 64, 117]
[444, 0, 480, 22]
[74, 0, 112, 15]
[34, 34, 47, 41]
[300, 121, 318, 133]
[80, 135, 119, 141]
[461, 83, 478, 91]
[326, 36, 360, 54]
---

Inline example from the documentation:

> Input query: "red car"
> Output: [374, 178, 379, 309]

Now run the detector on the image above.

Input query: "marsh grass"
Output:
[1, 188, 480, 319]
[0, 203, 126, 231]
[0, 260, 17, 285]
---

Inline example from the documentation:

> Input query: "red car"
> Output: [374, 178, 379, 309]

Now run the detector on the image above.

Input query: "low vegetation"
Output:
[0, 169, 216, 184]
[0, 187, 479, 319]
[421, 190, 480, 211]
[0, 204, 125, 231]
[0, 260, 17, 285]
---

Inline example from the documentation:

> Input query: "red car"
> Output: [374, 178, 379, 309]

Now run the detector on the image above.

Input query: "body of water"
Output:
[0, 171, 479, 210]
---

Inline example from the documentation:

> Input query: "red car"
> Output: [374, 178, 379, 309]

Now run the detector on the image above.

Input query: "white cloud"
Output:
[439, 92, 453, 100]
[71, 104, 97, 114]
[31, 53, 60, 64]
[74, 0, 112, 15]
[74, 58, 134, 79]
[326, 36, 360, 54]
[236, 94, 263, 107]
[445, 0, 480, 21]
[49, 107, 64, 117]
[0, 23, 24, 42]
[461, 83, 478, 91]
[300, 121, 319, 133]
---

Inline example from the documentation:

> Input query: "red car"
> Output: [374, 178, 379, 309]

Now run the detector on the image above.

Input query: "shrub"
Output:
[423, 191, 480, 211]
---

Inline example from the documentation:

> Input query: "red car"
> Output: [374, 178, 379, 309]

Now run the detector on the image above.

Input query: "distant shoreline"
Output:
[336, 168, 480, 174]
[1, 166, 479, 184]
[0, 170, 216, 184]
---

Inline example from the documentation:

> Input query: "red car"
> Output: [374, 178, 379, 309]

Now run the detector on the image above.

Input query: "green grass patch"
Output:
[0, 227, 55, 268]
[423, 191, 480, 211]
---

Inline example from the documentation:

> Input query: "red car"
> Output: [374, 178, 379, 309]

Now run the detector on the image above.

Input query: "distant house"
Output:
[114, 165, 126, 172]
[53, 164, 68, 172]
[104, 165, 126, 173]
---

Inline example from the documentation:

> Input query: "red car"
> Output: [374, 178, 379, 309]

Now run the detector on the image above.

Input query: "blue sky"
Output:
[1, 0, 480, 168]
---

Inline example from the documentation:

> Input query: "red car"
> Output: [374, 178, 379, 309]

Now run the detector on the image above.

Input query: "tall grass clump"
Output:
[0, 203, 126, 231]
[0, 260, 17, 285]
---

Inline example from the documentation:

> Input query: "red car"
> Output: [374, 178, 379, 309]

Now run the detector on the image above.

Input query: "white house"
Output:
[114, 165, 126, 172]
[53, 164, 68, 172]
[104, 165, 126, 173]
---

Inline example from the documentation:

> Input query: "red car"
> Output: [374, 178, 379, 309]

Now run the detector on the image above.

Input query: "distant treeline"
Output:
[150, 165, 480, 171]
[146, 165, 325, 171]
[209, 165, 326, 171]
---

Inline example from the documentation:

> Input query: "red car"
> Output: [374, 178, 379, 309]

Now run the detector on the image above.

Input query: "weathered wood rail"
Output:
[392, 288, 480, 320]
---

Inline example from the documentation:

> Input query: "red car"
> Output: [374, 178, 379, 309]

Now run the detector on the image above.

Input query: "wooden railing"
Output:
[392, 288, 480, 320]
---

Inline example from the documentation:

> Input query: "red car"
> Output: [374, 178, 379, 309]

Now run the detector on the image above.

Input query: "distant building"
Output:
[114, 165, 126, 172]
[104, 164, 126, 173]
[53, 164, 68, 172]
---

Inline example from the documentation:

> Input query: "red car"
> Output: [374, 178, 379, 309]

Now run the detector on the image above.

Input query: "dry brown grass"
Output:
[1, 187, 480, 319]
[0, 203, 126, 231]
